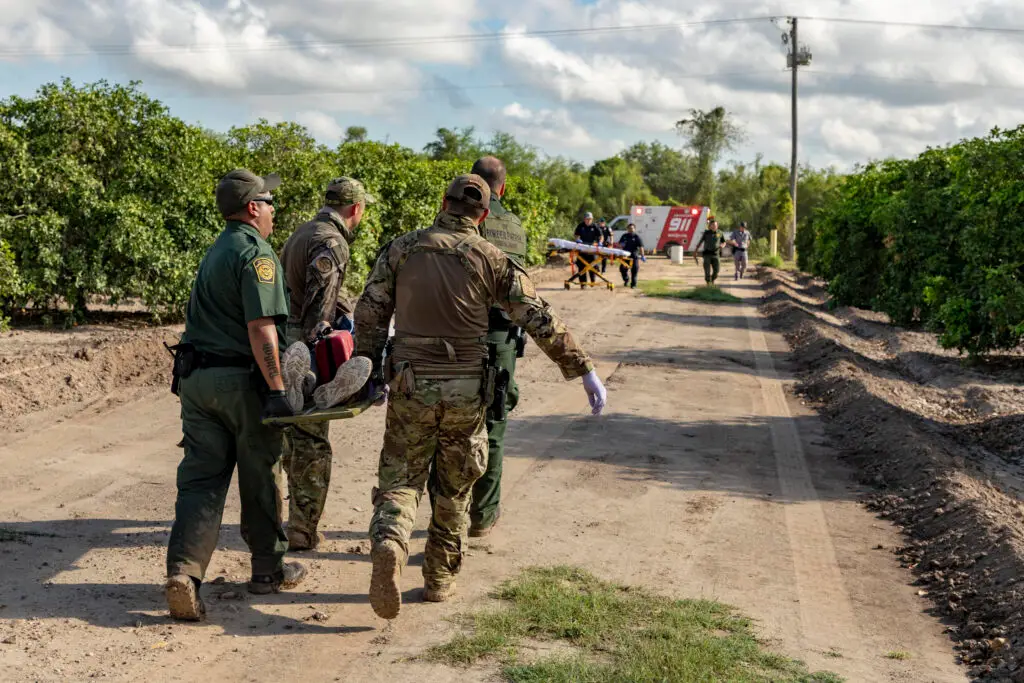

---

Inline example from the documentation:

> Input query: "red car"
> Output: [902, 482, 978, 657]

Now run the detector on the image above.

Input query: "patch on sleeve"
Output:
[518, 273, 537, 299]
[252, 256, 276, 284]
[314, 255, 334, 275]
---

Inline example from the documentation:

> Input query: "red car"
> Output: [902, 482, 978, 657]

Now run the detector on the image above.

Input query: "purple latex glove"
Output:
[582, 370, 606, 415]
[369, 380, 389, 407]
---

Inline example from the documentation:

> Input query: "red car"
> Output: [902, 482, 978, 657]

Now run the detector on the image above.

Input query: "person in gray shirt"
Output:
[729, 222, 752, 280]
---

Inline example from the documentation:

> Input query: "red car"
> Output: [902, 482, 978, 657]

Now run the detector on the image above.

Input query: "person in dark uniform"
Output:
[164, 169, 306, 622]
[466, 156, 527, 539]
[694, 218, 726, 285]
[598, 217, 613, 273]
[568, 212, 601, 284]
[618, 223, 645, 288]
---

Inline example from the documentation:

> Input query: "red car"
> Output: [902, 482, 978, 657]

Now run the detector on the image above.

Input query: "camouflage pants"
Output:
[369, 377, 487, 589]
[283, 422, 332, 541]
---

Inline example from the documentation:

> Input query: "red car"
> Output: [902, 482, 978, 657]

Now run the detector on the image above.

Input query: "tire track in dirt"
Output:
[743, 305, 864, 659]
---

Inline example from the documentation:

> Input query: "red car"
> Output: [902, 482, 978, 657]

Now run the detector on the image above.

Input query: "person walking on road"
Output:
[694, 218, 726, 285]
[729, 221, 752, 280]
[277, 177, 375, 551]
[598, 217, 613, 273]
[467, 156, 526, 539]
[567, 212, 601, 284]
[165, 169, 306, 621]
[618, 223, 645, 289]
[354, 174, 606, 620]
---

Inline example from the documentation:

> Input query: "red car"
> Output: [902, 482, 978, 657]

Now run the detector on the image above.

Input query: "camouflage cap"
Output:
[325, 176, 375, 205]
[444, 174, 490, 210]
[216, 169, 281, 218]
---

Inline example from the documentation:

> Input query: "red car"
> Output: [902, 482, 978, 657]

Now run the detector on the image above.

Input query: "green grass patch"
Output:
[884, 651, 911, 661]
[426, 566, 842, 682]
[760, 254, 785, 269]
[638, 280, 743, 304]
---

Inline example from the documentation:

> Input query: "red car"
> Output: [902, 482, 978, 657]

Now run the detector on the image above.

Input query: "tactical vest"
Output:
[391, 229, 493, 378]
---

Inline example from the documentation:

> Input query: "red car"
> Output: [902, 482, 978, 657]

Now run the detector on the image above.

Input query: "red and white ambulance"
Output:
[607, 205, 711, 253]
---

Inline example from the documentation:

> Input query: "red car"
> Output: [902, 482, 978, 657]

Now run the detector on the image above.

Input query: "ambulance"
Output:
[607, 205, 711, 254]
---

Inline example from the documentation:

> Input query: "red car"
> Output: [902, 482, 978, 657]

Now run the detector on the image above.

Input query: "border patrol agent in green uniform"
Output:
[164, 169, 306, 622]
[695, 218, 726, 285]
[279, 177, 375, 552]
[467, 156, 526, 538]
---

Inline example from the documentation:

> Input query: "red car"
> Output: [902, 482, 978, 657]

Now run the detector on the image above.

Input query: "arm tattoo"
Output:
[262, 342, 281, 379]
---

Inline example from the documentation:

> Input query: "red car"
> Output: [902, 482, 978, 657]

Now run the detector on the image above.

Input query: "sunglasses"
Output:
[252, 197, 274, 207]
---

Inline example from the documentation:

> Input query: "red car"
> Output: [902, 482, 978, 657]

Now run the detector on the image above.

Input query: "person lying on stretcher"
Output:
[279, 314, 372, 415]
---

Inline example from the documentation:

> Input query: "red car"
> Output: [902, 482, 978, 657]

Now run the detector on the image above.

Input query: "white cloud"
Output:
[294, 110, 346, 142]
[495, 102, 605, 151]
[5, 0, 1024, 168]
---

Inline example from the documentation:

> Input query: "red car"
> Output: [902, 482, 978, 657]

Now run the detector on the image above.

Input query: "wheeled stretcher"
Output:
[547, 238, 633, 291]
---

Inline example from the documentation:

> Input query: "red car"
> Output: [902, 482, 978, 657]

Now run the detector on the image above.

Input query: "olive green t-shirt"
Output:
[183, 221, 289, 357]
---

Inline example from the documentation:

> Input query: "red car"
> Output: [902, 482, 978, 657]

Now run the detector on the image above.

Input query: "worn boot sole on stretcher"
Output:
[313, 356, 372, 410]
[282, 341, 312, 413]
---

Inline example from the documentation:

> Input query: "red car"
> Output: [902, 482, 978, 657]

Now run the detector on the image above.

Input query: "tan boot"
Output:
[369, 540, 404, 619]
[313, 356, 372, 410]
[423, 582, 456, 603]
[165, 574, 206, 621]
[287, 528, 325, 552]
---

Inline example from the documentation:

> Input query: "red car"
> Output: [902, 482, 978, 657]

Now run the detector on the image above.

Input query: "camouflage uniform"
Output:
[278, 178, 374, 549]
[355, 178, 593, 595]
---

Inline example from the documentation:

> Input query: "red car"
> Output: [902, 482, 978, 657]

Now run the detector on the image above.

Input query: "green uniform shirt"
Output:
[183, 221, 289, 357]
[696, 229, 726, 255]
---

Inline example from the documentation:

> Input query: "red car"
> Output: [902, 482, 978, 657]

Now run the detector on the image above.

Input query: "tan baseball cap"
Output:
[445, 174, 490, 210]
[325, 176, 375, 205]
[216, 169, 281, 217]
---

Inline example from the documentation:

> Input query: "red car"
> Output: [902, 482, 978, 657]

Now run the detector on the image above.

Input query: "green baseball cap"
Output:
[325, 176, 375, 205]
[216, 169, 281, 217]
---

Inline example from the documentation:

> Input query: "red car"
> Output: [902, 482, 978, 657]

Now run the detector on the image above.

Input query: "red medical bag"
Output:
[315, 330, 354, 386]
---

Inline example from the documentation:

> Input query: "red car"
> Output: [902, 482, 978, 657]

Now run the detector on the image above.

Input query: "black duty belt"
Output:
[195, 352, 254, 369]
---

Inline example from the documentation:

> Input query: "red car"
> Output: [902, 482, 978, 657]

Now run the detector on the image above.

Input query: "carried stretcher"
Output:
[262, 394, 379, 427]
[547, 238, 633, 291]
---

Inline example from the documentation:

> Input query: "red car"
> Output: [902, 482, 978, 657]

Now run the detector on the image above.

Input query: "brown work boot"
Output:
[247, 561, 308, 595]
[469, 506, 501, 539]
[165, 574, 206, 621]
[422, 582, 456, 603]
[287, 529, 325, 552]
[313, 356, 372, 410]
[369, 540, 404, 620]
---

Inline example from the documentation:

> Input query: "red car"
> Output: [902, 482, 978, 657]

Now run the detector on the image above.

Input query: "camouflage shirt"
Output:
[354, 211, 593, 380]
[280, 207, 354, 341]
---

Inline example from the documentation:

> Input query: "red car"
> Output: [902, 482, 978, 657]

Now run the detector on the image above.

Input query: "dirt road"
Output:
[0, 258, 965, 682]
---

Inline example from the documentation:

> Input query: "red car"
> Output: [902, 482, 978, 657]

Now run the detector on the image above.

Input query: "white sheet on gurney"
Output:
[547, 238, 630, 258]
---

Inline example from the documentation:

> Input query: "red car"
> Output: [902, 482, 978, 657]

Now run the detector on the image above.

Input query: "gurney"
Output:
[547, 238, 633, 291]
[261, 396, 376, 426]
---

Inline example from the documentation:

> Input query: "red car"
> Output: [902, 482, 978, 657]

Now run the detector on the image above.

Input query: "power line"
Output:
[153, 69, 786, 99]
[796, 15, 1024, 35]
[803, 69, 1024, 92]
[0, 17, 771, 58]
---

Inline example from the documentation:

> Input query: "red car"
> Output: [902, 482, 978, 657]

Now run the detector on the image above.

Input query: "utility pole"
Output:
[783, 18, 811, 260]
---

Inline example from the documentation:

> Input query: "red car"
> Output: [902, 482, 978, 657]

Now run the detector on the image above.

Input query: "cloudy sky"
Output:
[3, 0, 1024, 170]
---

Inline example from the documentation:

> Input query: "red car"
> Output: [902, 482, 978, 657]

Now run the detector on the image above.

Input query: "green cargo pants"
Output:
[703, 255, 721, 284]
[469, 330, 520, 529]
[282, 325, 333, 543]
[167, 366, 287, 580]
